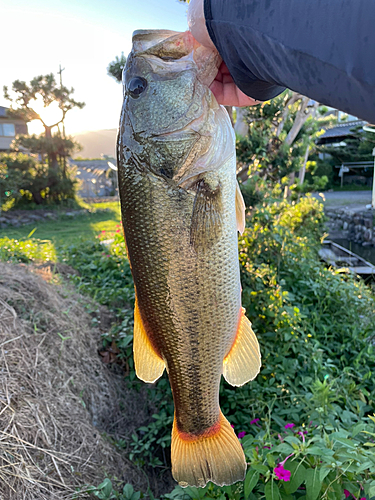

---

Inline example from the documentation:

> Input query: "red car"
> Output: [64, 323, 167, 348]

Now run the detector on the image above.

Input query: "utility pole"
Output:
[363, 126, 375, 209]
[58, 64, 67, 176]
[57, 64, 66, 138]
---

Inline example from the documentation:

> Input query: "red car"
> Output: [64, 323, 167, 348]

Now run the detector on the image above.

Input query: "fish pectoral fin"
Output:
[223, 308, 261, 387]
[235, 182, 246, 234]
[190, 179, 223, 251]
[133, 299, 165, 383]
[171, 411, 246, 488]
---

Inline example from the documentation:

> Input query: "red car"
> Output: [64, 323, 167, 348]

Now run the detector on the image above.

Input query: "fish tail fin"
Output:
[171, 411, 246, 488]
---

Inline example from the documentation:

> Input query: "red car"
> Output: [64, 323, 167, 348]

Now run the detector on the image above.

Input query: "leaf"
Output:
[244, 469, 259, 499]
[27, 227, 37, 238]
[273, 443, 294, 454]
[185, 487, 200, 499]
[251, 464, 269, 474]
[122, 484, 134, 499]
[334, 438, 357, 449]
[283, 461, 306, 495]
[284, 436, 301, 446]
[94, 478, 113, 499]
[331, 480, 343, 500]
[147, 488, 155, 500]
[267, 453, 276, 468]
[364, 480, 375, 499]
[265, 480, 280, 500]
[319, 466, 331, 482]
[305, 469, 322, 500]
[305, 446, 325, 456]
[351, 423, 366, 437]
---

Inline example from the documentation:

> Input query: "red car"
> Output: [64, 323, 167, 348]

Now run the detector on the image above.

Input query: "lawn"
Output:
[0, 201, 122, 248]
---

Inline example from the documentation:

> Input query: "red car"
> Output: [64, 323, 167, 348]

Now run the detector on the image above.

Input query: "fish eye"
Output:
[127, 77, 147, 98]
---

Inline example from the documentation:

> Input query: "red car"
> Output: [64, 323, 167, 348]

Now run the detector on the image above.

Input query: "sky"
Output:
[0, 0, 188, 135]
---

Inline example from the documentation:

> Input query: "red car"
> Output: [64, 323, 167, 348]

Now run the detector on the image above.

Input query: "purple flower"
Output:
[274, 465, 291, 482]
[284, 423, 295, 430]
[298, 431, 306, 444]
[263, 446, 271, 449]
[230, 424, 235, 429]
[250, 418, 260, 425]
[344, 491, 351, 499]
[238, 431, 246, 439]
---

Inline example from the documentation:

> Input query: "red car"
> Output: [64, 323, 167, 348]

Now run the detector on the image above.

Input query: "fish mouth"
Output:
[130, 29, 222, 88]
[132, 29, 182, 52]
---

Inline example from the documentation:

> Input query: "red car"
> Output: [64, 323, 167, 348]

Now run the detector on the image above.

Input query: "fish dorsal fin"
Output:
[223, 308, 261, 387]
[133, 298, 165, 383]
[235, 182, 246, 234]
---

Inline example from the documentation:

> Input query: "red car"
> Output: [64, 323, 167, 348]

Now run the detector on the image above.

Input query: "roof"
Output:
[318, 120, 366, 142]
[71, 159, 113, 171]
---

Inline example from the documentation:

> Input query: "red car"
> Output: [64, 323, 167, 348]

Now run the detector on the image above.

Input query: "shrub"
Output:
[1, 193, 374, 498]
[0, 151, 77, 207]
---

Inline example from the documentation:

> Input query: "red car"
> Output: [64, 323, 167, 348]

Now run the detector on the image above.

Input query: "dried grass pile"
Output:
[0, 262, 148, 499]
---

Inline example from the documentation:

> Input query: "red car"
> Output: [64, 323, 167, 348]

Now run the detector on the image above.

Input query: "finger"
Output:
[210, 80, 260, 107]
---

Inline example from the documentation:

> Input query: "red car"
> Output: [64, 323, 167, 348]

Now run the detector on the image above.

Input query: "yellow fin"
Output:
[235, 182, 246, 234]
[171, 411, 246, 488]
[133, 298, 165, 383]
[223, 308, 261, 387]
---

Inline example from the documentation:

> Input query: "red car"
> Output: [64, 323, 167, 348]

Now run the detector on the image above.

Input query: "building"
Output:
[71, 158, 118, 198]
[316, 119, 367, 147]
[0, 106, 28, 151]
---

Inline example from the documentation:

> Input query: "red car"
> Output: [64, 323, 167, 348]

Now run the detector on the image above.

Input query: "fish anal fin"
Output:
[171, 411, 246, 488]
[223, 308, 261, 387]
[235, 182, 246, 234]
[190, 179, 223, 251]
[133, 298, 165, 383]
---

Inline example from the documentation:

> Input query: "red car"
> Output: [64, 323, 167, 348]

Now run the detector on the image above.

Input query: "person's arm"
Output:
[189, 0, 375, 123]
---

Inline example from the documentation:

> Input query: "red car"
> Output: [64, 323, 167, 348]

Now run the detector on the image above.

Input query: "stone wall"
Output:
[0, 208, 110, 229]
[325, 208, 375, 247]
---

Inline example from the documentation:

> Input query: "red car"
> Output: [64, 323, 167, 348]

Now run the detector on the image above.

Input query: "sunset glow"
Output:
[1, 0, 188, 136]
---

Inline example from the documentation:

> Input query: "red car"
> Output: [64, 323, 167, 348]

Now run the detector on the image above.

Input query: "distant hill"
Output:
[72, 129, 117, 159]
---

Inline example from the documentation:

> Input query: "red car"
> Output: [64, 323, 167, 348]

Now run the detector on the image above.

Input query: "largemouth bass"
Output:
[117, 29, 261, 488]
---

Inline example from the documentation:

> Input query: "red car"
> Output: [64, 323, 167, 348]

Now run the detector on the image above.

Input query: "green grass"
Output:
[0, 201, 122, 248]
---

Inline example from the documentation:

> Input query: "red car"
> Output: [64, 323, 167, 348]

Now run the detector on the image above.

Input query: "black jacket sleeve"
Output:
[204, 0, 375, 123]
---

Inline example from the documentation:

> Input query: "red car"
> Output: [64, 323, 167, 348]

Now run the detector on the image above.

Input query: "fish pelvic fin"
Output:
[133, 298, 165, 383]
[223, 308, 261, 387]
[235, 182, 246, 234]
[171, 411, 246, 488]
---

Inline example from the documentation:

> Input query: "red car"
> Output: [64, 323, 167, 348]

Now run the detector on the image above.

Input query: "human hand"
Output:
[210, 61, 261, 107]
[187, 0, 260, 107]
[187, 0, 216, 50]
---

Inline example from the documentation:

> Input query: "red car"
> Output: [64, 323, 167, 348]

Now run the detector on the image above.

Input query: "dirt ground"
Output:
[0, 262, 173, 499]
[314, 190, 372, 210]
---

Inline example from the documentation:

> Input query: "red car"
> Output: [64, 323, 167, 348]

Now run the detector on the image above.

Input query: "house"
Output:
[316, 119, 367, 147]
[316, 118, 373, 187]
[0, 106, 28, 151]
[71, 158, 118, 198]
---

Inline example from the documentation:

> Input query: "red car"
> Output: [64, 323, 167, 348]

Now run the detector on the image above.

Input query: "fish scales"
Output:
[117, 29, 261, 488]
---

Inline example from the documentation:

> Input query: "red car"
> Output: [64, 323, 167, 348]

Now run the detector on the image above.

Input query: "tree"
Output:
[4, 74, 84, 170]
[235, 91, 335, 195]
[107, 53, 127, 83]
[3, 73, 84, 205]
